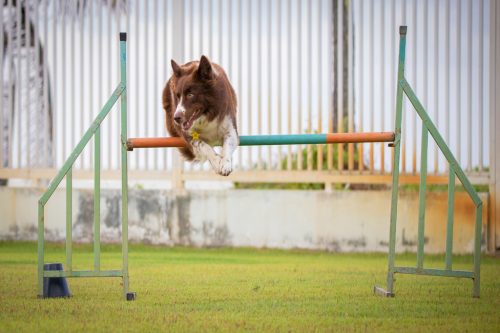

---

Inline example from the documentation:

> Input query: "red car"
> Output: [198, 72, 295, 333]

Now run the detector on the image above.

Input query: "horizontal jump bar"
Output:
[126, 132, 395, 150]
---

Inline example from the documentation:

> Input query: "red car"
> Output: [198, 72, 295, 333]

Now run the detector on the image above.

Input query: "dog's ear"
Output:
[171, 59, 182, 77]
[198, 55, 214, 81]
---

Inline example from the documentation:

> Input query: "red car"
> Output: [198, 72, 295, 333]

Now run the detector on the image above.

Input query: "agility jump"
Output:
[37, 27, 482, 300]
[126, 132, 395, 150]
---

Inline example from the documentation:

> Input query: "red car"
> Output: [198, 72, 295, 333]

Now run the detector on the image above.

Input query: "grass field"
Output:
[0, 242, 498, 332]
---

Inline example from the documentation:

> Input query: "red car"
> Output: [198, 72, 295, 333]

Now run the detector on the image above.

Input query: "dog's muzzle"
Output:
[174, 111, 182, 124]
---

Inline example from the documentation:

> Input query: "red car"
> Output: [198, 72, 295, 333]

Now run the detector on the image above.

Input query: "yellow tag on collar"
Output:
[191, 131, 200, 141]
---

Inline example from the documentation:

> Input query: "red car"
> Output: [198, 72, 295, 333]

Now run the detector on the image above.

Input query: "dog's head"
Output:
[170, 55, 218, 131]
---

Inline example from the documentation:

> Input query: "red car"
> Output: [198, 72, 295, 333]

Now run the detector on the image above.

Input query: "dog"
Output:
[162, 55, 238, 176]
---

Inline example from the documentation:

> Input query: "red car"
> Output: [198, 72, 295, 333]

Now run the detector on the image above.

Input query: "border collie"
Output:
[162, 55, 238, 176]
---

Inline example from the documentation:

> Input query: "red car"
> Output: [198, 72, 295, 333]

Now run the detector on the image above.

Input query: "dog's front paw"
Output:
[216, 157, 232, 176]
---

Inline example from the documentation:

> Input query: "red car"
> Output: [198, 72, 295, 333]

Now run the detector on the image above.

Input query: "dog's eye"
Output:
[186, 93, 194, 98]
[176, 93, 180, 99]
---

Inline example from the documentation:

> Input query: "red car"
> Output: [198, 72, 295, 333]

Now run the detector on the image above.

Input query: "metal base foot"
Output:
[126, 292, 136, 301]
[374, 286, 395, 297]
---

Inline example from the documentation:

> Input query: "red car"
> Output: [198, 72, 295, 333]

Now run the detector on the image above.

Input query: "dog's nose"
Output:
[174, 113, 182, 124]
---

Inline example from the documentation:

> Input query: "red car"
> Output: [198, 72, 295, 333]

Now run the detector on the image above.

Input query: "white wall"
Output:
[0, 187, 487, 254]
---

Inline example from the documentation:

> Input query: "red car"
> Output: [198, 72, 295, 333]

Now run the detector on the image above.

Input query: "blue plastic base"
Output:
[126, 292, 136, 301]
[43, 263, 71, 298]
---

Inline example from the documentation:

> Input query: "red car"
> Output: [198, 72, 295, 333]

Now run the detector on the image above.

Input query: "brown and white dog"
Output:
[162, 55, 238, 176]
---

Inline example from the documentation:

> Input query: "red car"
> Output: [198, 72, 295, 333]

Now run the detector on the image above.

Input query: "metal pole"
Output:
[237, 0, 243, 169]
[267, 0, 272, 170]
[66, 168, 72, 272]
[357, 0, 364, 172]
[287, 0, 292, 170]
[257, 0, 262, 170]
[316, 0, 323, 171]
[337, 0, 344, 171]
[94, 126, 101, 271]
[297, 0, 302, 171]
[379, 0, 385, 174]
[489, 0, 499, 254]
[37, 201, 44, 297]
[417, 127, 428, 269]
[171, 0, 185, 188]
[307, 0, 312, 171]
[383, 26, 407, 297]
[473, 203, 482, 298]
[347, 0, 354, 171]
[119, 32, 132, 300]
[277, 0, 283, 170]
[445, 169, 455, 270]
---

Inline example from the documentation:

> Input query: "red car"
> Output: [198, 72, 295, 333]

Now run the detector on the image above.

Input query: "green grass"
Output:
[0, 242, 499, 332]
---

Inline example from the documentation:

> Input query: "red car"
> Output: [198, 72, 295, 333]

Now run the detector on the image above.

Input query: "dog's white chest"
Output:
[190, 116, 233, 146]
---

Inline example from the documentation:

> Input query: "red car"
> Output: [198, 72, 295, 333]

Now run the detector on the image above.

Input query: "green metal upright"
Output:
[374, 26, 406, 298]
[119, 32, 133, 300]
[445, 169, 455, 270]
[66, 168, 72, 271]
[375, 26, 483, 298]
[417, 127, 428, 269]
[37, 33, 134, 300]
[94, 127, 101, 271]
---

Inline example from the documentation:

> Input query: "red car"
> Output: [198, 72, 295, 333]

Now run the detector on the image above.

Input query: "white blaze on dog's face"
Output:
[170, 56, 218, 132]
[173, 96, 187, 126]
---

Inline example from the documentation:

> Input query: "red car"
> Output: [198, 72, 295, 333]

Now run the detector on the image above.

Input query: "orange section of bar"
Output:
[127, 137, 187, 150]
[325, 132, 394, 143]
[127, 132, 395, 150]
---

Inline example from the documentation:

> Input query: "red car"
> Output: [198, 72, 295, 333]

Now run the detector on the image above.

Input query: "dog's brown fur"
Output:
[162, 56, 237, 161]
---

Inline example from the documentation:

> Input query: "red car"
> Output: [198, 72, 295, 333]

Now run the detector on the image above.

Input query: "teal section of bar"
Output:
[239, 134, 327, 146]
